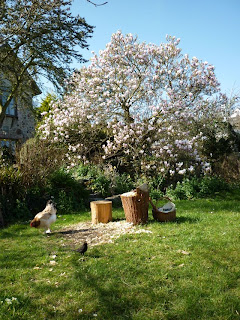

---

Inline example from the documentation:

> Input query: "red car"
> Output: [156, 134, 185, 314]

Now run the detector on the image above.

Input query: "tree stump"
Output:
[91, 200, 112, 224]
[121, 184, 149, 225]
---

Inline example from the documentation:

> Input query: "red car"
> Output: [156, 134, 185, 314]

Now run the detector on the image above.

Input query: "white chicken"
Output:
[30, 200, 57, 234]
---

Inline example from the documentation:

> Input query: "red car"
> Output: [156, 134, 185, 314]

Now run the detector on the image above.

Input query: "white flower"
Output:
[5, 298, 12, 305]
[188, 166, 195, 172]
[178, 169, 186, 175]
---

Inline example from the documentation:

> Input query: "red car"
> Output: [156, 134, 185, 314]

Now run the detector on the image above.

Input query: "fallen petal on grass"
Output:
[177, 250, 190, 255]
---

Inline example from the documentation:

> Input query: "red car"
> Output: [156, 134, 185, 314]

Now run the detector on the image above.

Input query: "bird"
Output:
[30, 200, 57, 234]
[74, 241, 88, 255]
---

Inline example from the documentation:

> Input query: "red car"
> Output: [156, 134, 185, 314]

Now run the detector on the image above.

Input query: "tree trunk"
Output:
[0, 185, 5, 228]
[91, 200, 112, 224]
[0, 207, 4, 228]
[121, 184, 149, 225]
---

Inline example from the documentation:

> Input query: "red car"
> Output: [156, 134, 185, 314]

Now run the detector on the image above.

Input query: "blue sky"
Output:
[44, 0, 240, 97]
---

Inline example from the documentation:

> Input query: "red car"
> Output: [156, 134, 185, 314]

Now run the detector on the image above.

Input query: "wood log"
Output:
[121, 184, 149, 225]
[90, 200, 112, 224]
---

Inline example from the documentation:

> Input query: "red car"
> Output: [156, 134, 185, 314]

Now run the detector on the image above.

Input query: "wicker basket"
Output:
[150, 197, 176, 222]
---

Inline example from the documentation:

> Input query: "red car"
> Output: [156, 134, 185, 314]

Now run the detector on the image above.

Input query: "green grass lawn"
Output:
[0, 196, 240, 320]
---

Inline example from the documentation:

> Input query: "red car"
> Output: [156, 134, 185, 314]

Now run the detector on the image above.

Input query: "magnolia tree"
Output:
[39, 31, 229, 177]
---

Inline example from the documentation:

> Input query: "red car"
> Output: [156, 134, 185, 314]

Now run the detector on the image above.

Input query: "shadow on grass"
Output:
[175, 216, 201, 224]
[58, 228, 95, 235]
[146, 215, 201, 225]
[72, 265, 137, 319]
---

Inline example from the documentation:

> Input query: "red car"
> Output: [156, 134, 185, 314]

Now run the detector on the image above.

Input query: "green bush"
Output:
[198, 176, 230, 197]
[166, 176, 230, 200]
[0, 166, 89, 226]
[73, 164, 111, 197]
[72, 164, 135, 197]
[136, 175, 165, 201]
[113, 173, 135, 195]
[0, 146, 15, 167]
[148, 175, 165, 200]
[47, 168, 89, 211]
[0, 166, 26, 223]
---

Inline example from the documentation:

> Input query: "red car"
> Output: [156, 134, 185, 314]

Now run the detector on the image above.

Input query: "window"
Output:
[0, 139, 16, 151]
[1, 91, 17, 116]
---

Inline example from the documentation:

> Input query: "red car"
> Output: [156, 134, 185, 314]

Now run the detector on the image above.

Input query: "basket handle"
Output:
[149, 197, 157, 211]
[149, 196, 173, 209]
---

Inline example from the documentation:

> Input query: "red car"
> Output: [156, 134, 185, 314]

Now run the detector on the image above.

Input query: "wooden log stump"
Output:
[91, 200, 112, 224]
[121, 184, 149, 225]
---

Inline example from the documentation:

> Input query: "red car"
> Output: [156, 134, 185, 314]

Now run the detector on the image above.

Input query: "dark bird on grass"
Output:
[75, 241, 88, 255]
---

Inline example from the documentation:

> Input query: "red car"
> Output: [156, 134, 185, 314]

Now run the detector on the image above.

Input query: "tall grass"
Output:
[0, 197, 239, 319]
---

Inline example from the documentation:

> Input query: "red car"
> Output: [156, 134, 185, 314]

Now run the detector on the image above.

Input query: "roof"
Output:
[0, 42, 42, 96]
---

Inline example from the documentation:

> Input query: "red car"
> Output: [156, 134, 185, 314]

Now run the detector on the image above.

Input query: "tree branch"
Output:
[86, 0, 108, 7]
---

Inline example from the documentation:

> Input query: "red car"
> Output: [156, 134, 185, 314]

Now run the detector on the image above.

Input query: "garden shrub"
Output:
[0, 165, 29, 224]
[0, 146, 15, 167]
[73, 164, 112, 197]
[47, 168, 89, 211]
[166, 176, 230, 200]
[16, 137, 66, 187]
[113, 172, 135, 195]
[212, 153, 240, 182]
[72, 163, 136, 197]
[198, 176, 230, 197]
[0, 164, 89, 225]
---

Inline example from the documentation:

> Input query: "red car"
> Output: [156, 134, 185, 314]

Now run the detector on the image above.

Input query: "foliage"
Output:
[73, 163, 111, 197]
[112, 172, 135, 195]
[47, 168, 89, 211]
[0, 198, 240, 319]
[166, 176, 230, 200]
[39, 31, 237, 179]
[0, 0, 93, 124]
[0, 146, 15, 167]
[72, 163, 135, 197]
[0, 140, 89, 224]
[147, 175, 165, 201]
[16, 137, 66, 186]
[212, 153, 240, 182]
[34, 93, 58, 124]
[0, 166, 89, 225]
[0, 166, 27, 223]
[201, 122, 240, 160]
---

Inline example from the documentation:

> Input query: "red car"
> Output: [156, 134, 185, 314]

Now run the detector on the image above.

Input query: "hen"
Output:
[30, 200, 57, 234]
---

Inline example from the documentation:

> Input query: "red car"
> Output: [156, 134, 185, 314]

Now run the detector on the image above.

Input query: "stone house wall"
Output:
[0, 78, 41, 149]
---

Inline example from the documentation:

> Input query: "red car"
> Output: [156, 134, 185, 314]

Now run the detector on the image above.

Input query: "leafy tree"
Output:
[39, 31, 234, 177]
[34, 93, 58, 124]
[0, 0, 94, 125]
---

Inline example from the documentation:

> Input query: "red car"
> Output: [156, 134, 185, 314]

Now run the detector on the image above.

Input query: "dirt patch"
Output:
[59, 221, 152, 248]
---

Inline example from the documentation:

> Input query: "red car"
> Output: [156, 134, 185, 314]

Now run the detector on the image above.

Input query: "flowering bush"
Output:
[39, 31, 232, 178]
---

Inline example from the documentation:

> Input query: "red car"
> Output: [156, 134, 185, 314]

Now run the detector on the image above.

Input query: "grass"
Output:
[0, 196, 240, 320]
